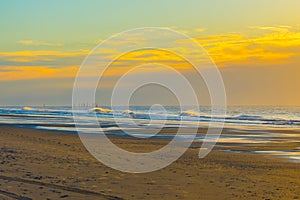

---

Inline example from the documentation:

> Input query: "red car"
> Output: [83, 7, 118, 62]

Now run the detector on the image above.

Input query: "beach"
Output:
[0, 126, 300, 200]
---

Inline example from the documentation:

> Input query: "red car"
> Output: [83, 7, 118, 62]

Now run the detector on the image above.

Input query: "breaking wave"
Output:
[89, 107, 112, 114]
[0, 106, 299, 128]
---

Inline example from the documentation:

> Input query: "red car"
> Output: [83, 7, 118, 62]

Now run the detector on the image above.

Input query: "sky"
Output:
[1, 0, 300, 106]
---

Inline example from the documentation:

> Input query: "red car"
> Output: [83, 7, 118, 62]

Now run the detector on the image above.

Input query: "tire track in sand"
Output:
[0, 175, 123, 200]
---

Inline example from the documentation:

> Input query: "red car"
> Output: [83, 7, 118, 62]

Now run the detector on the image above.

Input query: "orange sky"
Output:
[1, 25, 300, 80]
[1, 1, 300, 105]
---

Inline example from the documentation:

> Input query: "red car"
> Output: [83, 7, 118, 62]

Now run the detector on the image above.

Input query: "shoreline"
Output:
[0, 126, 300, 199]
[2, 123, 300, 164]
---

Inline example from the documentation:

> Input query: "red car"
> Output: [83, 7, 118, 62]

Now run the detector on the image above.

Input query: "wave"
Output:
[22, 106, 34, 111]
[179, 110, 202, 117]
[122, 110, 136, 118]
[231, 115, 263, 120]
[89, 107, 112, 114]
[22, 106, 48, 112]
[1, 106, 299, 129]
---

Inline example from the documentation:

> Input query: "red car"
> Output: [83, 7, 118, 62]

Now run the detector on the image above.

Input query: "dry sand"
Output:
[0, 126, 300, 200]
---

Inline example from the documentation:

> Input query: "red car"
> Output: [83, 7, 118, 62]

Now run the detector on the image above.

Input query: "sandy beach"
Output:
[0, 126, 299, 200]
[2, 0, 300, 199]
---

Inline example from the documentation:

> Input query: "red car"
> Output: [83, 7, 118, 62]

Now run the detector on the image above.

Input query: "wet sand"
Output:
[0, 126, 300, 199]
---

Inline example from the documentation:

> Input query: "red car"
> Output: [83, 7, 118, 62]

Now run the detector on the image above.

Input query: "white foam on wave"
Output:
[22, 106, 46, 112]
[89, 107, 112, 114]
[179, 110, 202, 117]
[122, 110, 136, 118]
[22, 106, 34, 111]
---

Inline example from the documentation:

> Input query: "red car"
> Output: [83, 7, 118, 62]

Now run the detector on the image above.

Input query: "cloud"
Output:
[248, 25, 291, 32]
[0, 50, 88, 57]
[194, 26, 300, 67]
[1, 25, 299, 80]
[17, 40, 63, 47]
[0, 50, 89, 63]
[194, 28, 207, 33]
[0, 65, 78, 81]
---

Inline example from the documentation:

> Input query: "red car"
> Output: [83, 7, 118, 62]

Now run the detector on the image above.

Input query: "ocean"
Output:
[0, 105, 299, 162]
[0, 105, 299, 130]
